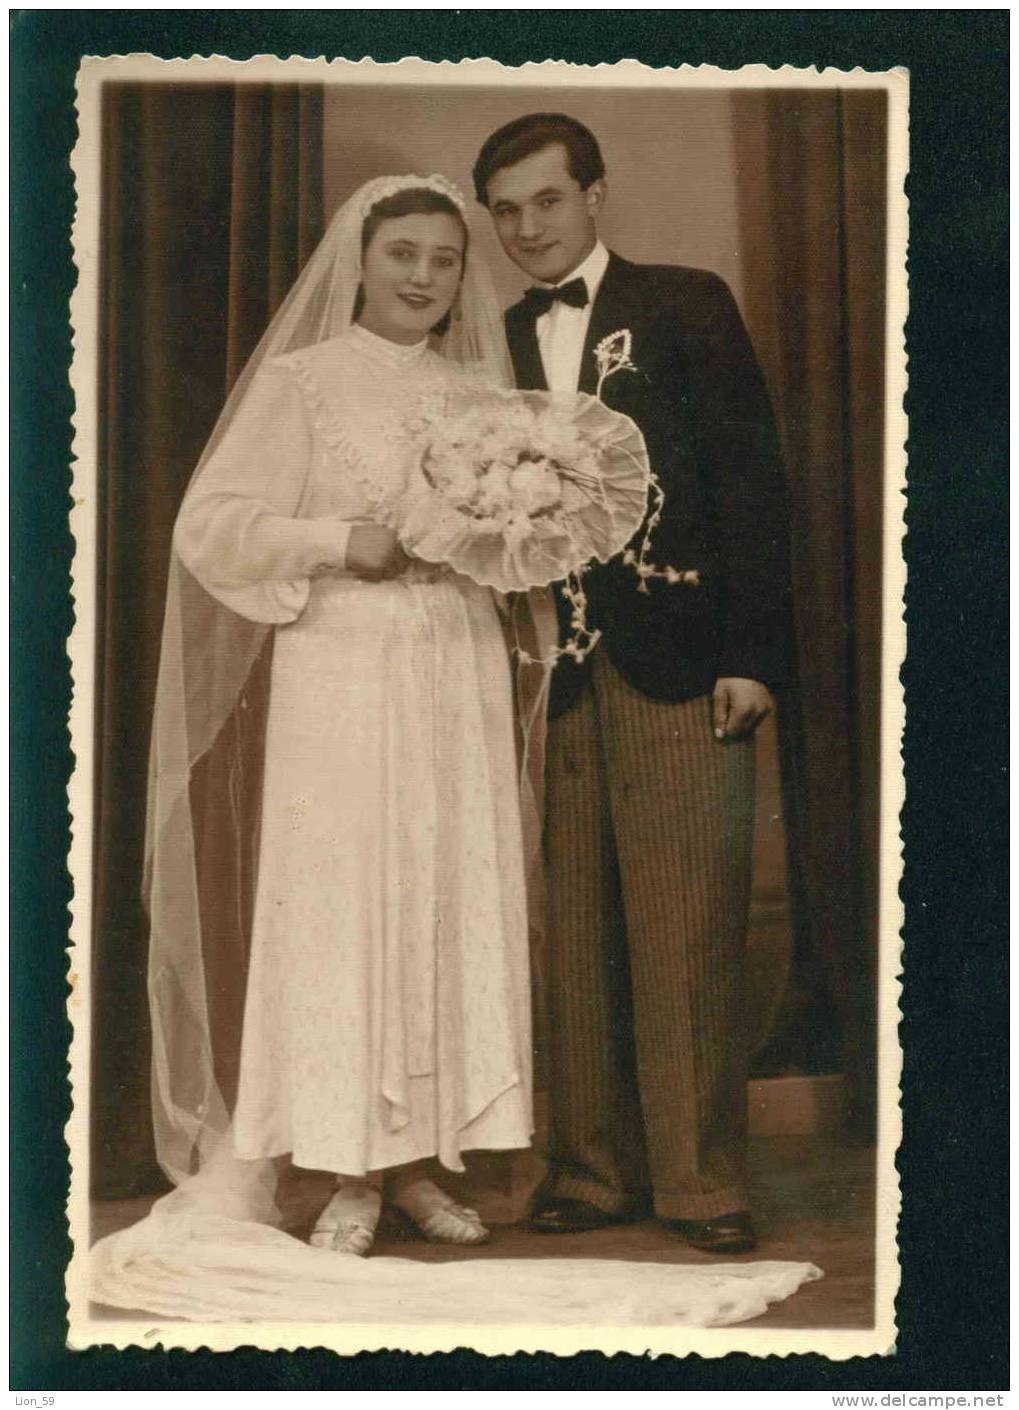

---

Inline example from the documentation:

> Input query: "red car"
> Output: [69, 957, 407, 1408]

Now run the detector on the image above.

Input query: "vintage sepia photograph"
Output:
[66, 55, 907, 1357]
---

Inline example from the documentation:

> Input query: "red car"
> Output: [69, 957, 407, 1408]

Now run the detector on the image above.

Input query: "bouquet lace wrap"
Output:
[394, 388, 652, 594]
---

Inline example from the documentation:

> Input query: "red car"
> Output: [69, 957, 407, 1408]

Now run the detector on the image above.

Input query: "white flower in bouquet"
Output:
[476, 464, 513, 515]
[509, 459, 562, 515]
[496, 403, 536, 439]
[397, 386, 658, 665]
[438, 459, 480, 508]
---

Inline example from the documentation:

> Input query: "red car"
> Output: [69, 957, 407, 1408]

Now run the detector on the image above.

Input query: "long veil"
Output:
[84, 173, 820, 1333]
[145, 173, 527, 1188]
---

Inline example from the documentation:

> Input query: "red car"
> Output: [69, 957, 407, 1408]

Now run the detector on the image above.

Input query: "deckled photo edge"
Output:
[65, 52, 909, 1360]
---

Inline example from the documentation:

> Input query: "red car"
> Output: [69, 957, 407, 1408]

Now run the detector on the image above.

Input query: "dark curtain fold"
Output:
[93, 82, 323, 1196]
[733, 90, 887, 1135]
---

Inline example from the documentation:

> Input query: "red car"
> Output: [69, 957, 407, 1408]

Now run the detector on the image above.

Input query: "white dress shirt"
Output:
[534, 240, 610, 396]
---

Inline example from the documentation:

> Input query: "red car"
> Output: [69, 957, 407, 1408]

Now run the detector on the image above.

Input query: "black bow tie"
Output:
[522, 276, 589, 318]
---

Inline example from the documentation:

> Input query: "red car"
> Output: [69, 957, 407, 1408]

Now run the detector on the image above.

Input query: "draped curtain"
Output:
[92, 82, 323, 1196]
[733, 90, 887, 1136]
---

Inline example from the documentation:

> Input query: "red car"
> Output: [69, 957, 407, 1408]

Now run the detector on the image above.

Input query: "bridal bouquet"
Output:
[393, 388, 655, 659]
[395, 388, 656, 656]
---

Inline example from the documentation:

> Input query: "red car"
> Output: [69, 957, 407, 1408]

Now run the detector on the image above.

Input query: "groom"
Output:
[473, 114, 793, 1252]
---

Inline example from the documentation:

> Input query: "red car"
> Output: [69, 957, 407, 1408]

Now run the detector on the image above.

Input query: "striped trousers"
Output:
[543, 651, 755, 1220]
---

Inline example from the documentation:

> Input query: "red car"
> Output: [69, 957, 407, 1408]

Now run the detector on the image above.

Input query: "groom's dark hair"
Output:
[473, 113, 605, 206]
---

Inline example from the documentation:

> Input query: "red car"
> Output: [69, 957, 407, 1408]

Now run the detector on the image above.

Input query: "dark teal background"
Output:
[10, 9, 1007, 1390]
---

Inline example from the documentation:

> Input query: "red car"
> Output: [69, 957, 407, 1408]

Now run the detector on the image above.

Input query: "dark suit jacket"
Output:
[505, 253, 793, 719]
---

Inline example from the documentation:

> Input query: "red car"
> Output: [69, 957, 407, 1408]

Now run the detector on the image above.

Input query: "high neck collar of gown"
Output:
[349, 323, 430, 367]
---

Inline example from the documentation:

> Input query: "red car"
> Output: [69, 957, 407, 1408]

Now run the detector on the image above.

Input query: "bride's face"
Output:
[358, 211, 466, 345]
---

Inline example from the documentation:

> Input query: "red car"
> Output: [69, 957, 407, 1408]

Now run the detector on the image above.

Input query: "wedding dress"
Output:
[173, 323, 533, 1174]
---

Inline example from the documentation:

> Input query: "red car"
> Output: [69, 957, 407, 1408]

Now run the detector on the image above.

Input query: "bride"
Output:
[150, 172, 548, 1258]
[88, 172, 819, 1328]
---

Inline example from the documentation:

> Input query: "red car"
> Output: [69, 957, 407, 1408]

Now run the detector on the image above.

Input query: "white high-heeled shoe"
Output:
[309, 1183, 381, 1257]
[392, 1178, 490, 1245]
[415, 1200, 490, 1246]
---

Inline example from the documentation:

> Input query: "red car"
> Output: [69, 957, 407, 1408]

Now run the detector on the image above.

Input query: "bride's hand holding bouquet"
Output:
[344, 524, 411, 582]
[390, 385, 659, 661]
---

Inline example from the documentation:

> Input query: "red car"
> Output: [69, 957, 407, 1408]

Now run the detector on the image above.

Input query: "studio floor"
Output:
[90, 1133, 876, 1329]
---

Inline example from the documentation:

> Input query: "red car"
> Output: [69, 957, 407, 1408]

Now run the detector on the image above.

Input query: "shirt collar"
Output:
[540, 240, 610, 299]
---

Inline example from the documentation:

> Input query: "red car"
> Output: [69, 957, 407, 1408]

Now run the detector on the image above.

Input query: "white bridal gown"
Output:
[174, 323, 532, 1176]
[86, 324, 822, 1333]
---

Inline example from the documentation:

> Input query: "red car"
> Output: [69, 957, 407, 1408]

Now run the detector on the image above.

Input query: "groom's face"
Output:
[486, 142, 603, 285]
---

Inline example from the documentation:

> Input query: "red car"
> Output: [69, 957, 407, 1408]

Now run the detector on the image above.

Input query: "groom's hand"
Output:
[712, 677, 772, 741]
[346, 525, 410, 582]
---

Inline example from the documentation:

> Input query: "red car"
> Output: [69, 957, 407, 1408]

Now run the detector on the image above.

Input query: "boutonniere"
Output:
[594, 329, 639, 399]
[594, 330, 700, 594]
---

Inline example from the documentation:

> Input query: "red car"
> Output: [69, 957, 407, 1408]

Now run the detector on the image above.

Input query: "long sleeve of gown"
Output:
[174, 360, 354, 623]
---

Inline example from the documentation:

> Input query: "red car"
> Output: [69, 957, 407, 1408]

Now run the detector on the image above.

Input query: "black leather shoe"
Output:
[529, 1196, 636, 1234]
[663, 1211, 757, 1253]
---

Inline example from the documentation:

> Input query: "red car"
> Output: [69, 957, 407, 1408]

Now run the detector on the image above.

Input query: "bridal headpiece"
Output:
[357, 172, 468, 219]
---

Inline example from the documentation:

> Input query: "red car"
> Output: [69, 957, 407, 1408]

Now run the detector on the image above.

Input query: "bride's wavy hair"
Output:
[354, 187, 469, 337]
